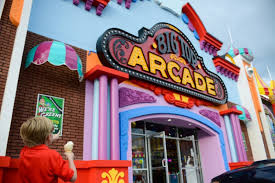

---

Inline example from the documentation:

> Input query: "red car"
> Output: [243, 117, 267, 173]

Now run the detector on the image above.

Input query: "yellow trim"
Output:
[167, 24, 180, 33]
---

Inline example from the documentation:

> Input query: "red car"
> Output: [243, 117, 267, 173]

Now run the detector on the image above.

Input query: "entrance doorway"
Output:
[132, 121, 203, 183]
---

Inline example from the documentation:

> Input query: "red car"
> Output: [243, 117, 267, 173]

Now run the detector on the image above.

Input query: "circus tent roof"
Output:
[254, 68, 274, 97]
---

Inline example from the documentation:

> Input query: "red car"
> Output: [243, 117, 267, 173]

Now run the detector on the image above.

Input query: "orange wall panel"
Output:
[243, 62, 263, 131]
[9, 0, 24, 26]
[86, 51, 102, 73]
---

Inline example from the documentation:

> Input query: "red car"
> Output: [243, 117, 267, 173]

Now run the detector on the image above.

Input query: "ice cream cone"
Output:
[64, 141, 74, 152]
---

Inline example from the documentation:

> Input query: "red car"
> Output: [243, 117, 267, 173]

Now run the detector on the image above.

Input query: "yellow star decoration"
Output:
[101, 168, 125, 183]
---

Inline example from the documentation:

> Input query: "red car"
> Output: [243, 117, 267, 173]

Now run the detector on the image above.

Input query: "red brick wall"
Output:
[0, 0, 17, 107]
[6, 32, 86, 160]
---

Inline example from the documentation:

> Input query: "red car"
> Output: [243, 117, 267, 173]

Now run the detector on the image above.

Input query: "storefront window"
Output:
[132, 135, 147, 169]
[132, 134, 148, 183]
[133, 170, 147, 183]
[178, 128, 196, 138]
[240, 121, 253, 161]
[241, 132, 248, 151]
[266, 115, 275, 150]
[145, 122, 177, 137]
[132, 121, 145, 134]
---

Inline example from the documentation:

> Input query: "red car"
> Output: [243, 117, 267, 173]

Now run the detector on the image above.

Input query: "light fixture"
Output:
[245, 65, 254, 77]
[168, 119, 172, 122]
[188, 123, 192, 126]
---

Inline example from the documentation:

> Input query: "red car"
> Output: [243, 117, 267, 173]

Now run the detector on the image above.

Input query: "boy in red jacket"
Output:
[19, 116, 77, 183]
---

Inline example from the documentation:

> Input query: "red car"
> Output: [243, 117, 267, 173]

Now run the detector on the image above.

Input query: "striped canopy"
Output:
[254, 68, 273, 96]
[25, 41, 83, 81]
[271, 80, 275, 91]
[254, 68, 275, 104]
[270, 80, 275, 104]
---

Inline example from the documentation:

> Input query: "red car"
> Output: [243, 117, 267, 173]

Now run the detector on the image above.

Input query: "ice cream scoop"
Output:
[64, 141, 74, 152]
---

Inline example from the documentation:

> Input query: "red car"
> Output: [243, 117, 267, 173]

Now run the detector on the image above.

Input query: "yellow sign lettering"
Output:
[206, 77, 216, 96]
[128, 46, 149, 71]
[167, 61, 181, 83]
[149, 52, 168, 78]
[182, 68, 195, 88]
[194, 72, 206, 91]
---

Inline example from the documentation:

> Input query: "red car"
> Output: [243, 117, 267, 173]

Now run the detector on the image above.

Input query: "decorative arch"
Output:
[119, 106, 229, 170]
[182, 3, 206, 41]
[182, 3, 223, 55]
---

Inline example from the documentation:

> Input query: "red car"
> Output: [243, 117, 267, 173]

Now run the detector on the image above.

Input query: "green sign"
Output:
[35, 94, 64, 136]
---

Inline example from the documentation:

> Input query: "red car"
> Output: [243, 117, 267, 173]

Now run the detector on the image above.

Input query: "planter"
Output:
[0, 156, 131, 183]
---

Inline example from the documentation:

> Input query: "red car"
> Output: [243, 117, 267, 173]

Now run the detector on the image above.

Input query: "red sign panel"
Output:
[97, 23, 227, 104]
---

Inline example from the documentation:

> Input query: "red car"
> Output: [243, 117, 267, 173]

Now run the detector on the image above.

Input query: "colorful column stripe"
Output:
[234, 114, 248, 161]
[92, 79, 99, 160]
[224, 115, 238, 162]
[111, 78, 120, 160]
[107, 82, 111, 160]
[84, 74, 122, 160]
[230, 114, 244, 161]
[83, 80, 94, 160]
[98, 75, 108, 160]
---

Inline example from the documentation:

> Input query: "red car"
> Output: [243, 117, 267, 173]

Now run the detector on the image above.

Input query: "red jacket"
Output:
[19, 144, 74, 183]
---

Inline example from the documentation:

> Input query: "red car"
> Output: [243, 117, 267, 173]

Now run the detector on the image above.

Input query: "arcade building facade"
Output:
[0, 0, 274, 183]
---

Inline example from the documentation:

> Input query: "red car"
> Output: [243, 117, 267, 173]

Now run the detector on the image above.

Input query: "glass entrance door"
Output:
[147, 131, 170, 183]
[178, 136, 201, 183]
[166, 138, 180, 183]
[131, 122, 203, 183]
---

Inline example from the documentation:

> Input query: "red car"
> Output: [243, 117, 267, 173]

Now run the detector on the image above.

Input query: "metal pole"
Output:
[148, 136, 153, 183]
[177, 138, 184, 183]
[162, 131, 170, 183]
[191, 135, 200, 183]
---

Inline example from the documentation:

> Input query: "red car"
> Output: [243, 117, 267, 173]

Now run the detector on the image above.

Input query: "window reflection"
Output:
[132, 121, 145, 134]
[146, 122, 177, 137]
[132, 135, 146, 169]
[133, 170, 147, 183]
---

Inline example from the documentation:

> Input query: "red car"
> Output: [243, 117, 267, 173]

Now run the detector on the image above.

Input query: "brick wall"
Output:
[6, 32, 86, 160]
[0, 0, 17, 107]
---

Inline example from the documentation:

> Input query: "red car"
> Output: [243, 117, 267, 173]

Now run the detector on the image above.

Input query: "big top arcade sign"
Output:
[97, 23, 227, 104]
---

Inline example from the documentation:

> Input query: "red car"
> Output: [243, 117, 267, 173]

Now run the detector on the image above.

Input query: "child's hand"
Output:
[65, 152, 75, 160]
[52, 130, 60, 141]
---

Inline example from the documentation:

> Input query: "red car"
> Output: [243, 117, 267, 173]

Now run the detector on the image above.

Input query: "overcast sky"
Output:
[188, 0, 275, 84]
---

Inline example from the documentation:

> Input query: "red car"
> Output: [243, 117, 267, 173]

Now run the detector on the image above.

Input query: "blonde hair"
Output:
[20, 116, 53, 147]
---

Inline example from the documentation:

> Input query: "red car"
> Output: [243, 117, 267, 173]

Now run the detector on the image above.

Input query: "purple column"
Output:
[220, 116, 232, 162]
[230, 114, 243, 161]
[110, 78, 120, 160]
[83, 80, 93, 160]
[98, 75, 108, 160]
[234, 114, 248, 161]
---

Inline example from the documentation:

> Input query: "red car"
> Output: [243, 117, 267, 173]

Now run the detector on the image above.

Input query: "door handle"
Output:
[162, 159, 167, 167]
